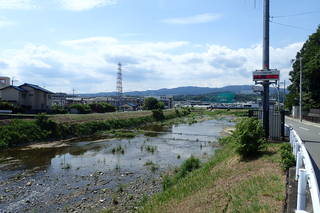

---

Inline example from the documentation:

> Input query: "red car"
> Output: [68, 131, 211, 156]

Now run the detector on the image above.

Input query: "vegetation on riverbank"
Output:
[138, 118, 286, 213]
[0, 108, 189, 149]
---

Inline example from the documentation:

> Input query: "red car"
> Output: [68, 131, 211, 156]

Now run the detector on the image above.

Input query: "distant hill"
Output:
[79, 85, 278, 97]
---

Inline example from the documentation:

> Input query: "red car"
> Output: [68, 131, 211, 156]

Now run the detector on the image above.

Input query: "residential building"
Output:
[121, 103, 139, 111]
[148, 95, 173, 109]
[0, 76, 10, 100]
[51, 93, 68, 106]
[0, 83, 53, 112]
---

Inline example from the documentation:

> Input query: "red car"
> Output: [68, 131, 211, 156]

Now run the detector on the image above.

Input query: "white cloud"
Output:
[0, 0, 35, 10]
[0, 17, 15, 28]
[162, 13, 221, 25]
[0, 37, 302, 93]
[57, 0, 117, 11]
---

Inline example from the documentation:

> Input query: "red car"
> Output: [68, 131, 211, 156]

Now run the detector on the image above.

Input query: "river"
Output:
[0, 117, 234, 212]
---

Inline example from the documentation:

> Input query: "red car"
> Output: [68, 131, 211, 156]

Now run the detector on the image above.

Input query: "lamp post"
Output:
[299, 57, 303, 122]
[291, 57, 303, 122]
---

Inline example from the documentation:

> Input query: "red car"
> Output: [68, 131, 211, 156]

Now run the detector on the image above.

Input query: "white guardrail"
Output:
[286, 124, 320, 213]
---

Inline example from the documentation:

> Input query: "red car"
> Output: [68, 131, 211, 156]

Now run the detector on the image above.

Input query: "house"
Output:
[121, 102, 139, 111]
[0, 76, 10, 99]
[51, 93, 68, 106]
[147, 95, 173, 109]
[0, 83, 53, 112]
[0, 85, 27, 105]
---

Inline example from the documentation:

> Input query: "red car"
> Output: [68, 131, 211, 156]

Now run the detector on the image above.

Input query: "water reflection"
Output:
[0, 119, 233, 174]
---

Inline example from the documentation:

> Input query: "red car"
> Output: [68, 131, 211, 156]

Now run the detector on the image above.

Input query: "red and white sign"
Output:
[253, 69, 279, 81]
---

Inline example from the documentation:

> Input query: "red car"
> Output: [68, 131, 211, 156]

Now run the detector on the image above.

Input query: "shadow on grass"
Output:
[240, 150, 277, 162]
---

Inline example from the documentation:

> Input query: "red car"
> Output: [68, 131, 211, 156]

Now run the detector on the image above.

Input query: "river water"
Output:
[0, 118, 234, 212]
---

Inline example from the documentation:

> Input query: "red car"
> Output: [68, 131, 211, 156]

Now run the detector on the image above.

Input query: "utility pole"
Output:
[283, 80, 286, 107]
[299, 57, 303, 122]
[262, 0, 270, 138]
[116, 63, 123, 109]
[11, 77, 18, 86]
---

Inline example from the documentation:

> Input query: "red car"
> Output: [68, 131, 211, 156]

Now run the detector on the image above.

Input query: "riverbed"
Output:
[0, 117, 234, 213]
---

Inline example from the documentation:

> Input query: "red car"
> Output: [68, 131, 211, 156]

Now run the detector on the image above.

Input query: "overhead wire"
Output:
[269, 20, 313, 31]
[269, 10, 319, 31]
[271, 11, 320, 19]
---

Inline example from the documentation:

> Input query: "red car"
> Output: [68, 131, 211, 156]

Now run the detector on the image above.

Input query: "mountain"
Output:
[78, 85, 268, 97]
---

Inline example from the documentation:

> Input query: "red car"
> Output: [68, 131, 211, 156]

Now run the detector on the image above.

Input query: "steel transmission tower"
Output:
[116, 63, 123, 108]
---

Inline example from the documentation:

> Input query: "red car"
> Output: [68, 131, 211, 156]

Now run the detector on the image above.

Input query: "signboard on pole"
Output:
[253, 69, 279, 82]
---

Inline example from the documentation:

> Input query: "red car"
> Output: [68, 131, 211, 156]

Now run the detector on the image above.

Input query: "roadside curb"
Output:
[285, 116, 320, 128]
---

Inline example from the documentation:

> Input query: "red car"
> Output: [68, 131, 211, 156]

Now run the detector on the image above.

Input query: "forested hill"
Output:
[80, 85, 255, 97]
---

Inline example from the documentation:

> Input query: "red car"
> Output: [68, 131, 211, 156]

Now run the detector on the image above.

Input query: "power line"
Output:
[271, 11, 320, 19]
[270, 20, 313, 31]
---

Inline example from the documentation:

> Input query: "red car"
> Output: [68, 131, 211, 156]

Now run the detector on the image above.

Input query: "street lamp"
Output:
[291, 57, 303, 122]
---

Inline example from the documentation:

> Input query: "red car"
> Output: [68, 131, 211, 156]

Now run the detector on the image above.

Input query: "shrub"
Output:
[0, 120, 49, 147]
[218, 135, 234, 145]
[89, 103, 116, 113]
[175, 109, 181, 117]
[280, 143, 295, 170]
[232, 117, 267, 158]
[162, 175, 174, 190]
[143, 97, 164, 110]
[177, 155, 201, 178]
[51, 105, 67, 114]
[162, 156, 201, 190]
[152, 109, 165, 121]
[0, 101, 24, 113]
[68, 104, 91, 114]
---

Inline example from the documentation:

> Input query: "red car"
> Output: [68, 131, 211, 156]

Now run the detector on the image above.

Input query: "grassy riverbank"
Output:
[138, 120, 286, 213]
[0, 109, 189, 149]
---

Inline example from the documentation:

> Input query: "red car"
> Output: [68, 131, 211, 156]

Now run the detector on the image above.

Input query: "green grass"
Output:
[111, 145, 125, 154]
[0, 109, 187, 149]
[111, 130, 140, 138]
[50, 110, 176, 124]
[138, 141, 286, 213]
[144, 161, 159, 172]
[203, 109, 248, 117]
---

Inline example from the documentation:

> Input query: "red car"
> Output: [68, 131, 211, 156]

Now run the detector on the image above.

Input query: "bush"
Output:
[178, 155, 201, 177]
[51, 105, 67, 114]
[0, 120, 49, 147]
[68, 104, 91, 114]
[152, 109, 165, 121]
[175, 109, 181, 117]
[0, 101, 24, 113]
[280, 143, 295, 170]
[233, 117, 267, 159]
[162, 156, 201, 190]
[143, 97, 165, 110]
[89, 103, 116, 113]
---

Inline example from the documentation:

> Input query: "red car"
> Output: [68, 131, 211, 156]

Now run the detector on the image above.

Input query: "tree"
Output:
[286, 26, 320, 110]
[89, 103, 116, 113]
[143, 97, 164, 110]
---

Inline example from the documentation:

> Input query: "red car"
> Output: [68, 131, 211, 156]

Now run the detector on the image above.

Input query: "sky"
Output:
[0, 0, 319, 94]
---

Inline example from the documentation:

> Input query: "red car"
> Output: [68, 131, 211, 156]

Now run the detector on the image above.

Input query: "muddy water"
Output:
[0, 118, 234, 213]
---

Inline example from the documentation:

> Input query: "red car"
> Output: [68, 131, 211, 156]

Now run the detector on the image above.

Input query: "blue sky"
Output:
[0, 0, 319, 93]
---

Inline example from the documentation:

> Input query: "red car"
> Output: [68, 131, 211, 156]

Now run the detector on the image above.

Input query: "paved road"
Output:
[286, 117, 320, 180]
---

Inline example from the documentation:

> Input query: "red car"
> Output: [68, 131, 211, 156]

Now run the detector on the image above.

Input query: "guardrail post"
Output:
[297, 169, 308, 211]
[295, 150, 302, 181]
[294, 142, 299, 158]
